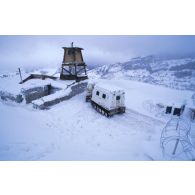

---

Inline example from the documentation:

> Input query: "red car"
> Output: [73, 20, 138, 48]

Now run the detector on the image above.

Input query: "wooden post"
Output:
[75, 64, 77, 77]
[84, 66, 87, 75]
[18, 68, 23, 83]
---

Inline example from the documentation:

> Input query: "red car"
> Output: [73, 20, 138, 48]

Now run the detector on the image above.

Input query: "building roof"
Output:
[62, 47, 83, 50]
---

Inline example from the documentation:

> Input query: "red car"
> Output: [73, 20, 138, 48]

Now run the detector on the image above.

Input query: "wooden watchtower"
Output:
[60, 42, 88, 82]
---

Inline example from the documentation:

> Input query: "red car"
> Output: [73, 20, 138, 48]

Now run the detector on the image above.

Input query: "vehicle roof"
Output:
[95, 83, 124, 93]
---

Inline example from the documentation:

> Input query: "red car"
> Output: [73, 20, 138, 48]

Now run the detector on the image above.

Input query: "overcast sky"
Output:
[0, 35, 195, 72]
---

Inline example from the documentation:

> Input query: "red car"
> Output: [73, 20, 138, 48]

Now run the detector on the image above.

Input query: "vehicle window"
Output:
[96, 91, 99, 96]
[102, 94, 106, 99]
[116, 96, 120, 100]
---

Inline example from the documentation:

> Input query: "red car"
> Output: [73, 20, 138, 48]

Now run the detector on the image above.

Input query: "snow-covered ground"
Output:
[0, 92, 164, 160]
[0, 70, 195, 160]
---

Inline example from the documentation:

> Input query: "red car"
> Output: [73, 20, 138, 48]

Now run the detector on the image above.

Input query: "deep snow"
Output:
[0, 70, 195, 160]
[0, 92, 164, 160]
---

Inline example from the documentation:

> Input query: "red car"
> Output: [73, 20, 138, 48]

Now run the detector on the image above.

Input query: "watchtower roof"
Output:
[62, 47, 83, 50]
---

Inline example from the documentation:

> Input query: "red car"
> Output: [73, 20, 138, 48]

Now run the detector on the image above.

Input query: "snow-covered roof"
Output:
[62, 47, 83, 50]
[164, 102, 185, 108]
[0, 70, 74, 95]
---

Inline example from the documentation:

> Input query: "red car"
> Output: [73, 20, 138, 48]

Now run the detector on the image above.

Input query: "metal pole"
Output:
[172, 138, 180, 155]
[18, 68, 23, 83]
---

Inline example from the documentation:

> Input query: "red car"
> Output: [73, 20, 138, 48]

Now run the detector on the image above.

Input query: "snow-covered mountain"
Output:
[89, 55, 195, 91]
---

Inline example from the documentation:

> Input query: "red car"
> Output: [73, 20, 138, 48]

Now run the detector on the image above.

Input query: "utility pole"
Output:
[18, 67, 23, 83]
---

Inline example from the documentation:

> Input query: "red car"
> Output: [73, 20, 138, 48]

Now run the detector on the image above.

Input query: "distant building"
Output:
[162, 102, 185, 117]
[60, 42, 88, 82]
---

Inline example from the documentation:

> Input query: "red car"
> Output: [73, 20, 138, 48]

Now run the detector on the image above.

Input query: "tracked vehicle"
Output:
[86, 83, 125, 117]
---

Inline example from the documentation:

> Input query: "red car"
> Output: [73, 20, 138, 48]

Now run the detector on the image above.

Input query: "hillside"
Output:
[89, 55, 195, 91]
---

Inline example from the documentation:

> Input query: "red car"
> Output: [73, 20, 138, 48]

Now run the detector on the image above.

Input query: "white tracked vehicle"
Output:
[86, 82, 125, 117]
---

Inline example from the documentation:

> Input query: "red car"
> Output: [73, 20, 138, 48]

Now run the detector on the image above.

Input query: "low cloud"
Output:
[0, 35, 195, 72]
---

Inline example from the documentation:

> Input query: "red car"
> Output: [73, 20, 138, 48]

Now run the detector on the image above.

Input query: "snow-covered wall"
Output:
[33, 82, 88, 109]
[21, 85, 51, 104]
[0, 90, 23, 103]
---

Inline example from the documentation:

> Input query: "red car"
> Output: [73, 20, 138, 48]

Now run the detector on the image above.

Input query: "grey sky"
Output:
[0, 35, 195, 72]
